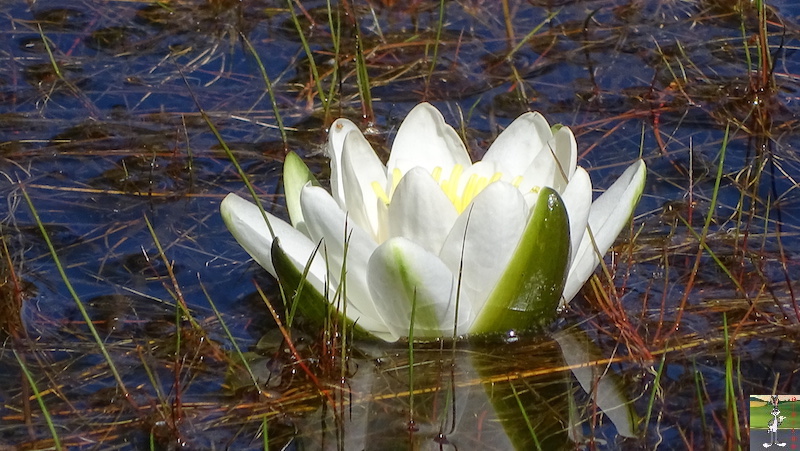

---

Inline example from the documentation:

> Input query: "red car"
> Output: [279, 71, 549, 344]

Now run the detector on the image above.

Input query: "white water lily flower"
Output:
[221, 103, 646, 342]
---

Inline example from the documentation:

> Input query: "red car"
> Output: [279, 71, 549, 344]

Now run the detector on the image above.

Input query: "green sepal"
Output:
[470, 187, 570, 334]
[271, 238, 376, 341]
[283, 152, 320, 236]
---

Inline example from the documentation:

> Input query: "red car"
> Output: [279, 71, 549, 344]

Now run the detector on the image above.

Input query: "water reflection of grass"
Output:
[1, 0, 799, 449]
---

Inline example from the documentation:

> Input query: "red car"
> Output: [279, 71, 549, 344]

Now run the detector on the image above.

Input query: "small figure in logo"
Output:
[764, 395, 786, 448]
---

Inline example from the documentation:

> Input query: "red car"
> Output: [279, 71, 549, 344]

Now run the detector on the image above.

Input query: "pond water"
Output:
[1, 0, 799, 449]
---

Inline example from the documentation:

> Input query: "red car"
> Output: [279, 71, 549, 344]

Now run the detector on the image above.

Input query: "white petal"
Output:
[438, 181, 528, 320]
[483, 111, 552, 175]
[513, 124, 578, 194]
[518, 150, 557, 193]
[523, 191, 540, 211]
[327, 118, 362, 208]
[299, 186, 389, 332]
[562, 160, 647, 305]
[560, 167, 592, 264]
[341, 130, 388, 241]
[388, 168, 458, 254]
[367, 237, 470, 338]
[386, 103, 472, 176]
[220, 193, 325, 288]
[549, 125, 578, 188]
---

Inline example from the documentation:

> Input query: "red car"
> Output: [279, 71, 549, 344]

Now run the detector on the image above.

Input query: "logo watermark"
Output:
[751, 395, 798, 448]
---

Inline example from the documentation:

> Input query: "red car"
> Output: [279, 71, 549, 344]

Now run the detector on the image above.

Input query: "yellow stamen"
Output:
[372, 181, 390, 205]
[371, 164, 527, 214]
[441, 164, 463, 205]
[388, 168, 403, 198]
[460, 174, 480, 212]
[431, 166, 442, 183]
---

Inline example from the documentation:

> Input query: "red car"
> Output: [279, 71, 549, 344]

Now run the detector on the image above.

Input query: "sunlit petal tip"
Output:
[484, 111, 554, 172]
[220, 193, 319, 280]
[387, 103, 471, 175]
[327, 118, 362, 207]
[588, 160, 647, 237]
[327, 118, 361, 157]
[561, 159, 647, 306]
[551, 125, 578, 181]
[341, 130, 387, 237]
[560, 166, 592, 263]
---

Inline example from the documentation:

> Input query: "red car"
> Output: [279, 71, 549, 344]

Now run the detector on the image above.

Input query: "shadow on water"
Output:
[1, 0, 800, 449]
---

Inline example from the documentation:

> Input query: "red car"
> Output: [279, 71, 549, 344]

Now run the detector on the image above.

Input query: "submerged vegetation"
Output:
[0, 0, 799, 449]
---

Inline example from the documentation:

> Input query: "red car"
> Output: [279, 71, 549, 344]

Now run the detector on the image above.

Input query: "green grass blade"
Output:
[13, 349, 63, 451]
[262, 416, 270, 450]
[287, 0, 330, 114]
[143, 214, 204, 331]
[692, 358, 709, 438]
[509, 381, 542, 451]
[425, 0, 447, 93]
[240, 33, 288, 149]
[325, 0, 342, 114]
[644, 351, 667, 429]
[181, 70, 276, 239]
[723, 314, 741, 445]
[200, 278, 264, 395]
[20, 186, 131, 400]
[506, 10, 560, 62]
[408, 290, 417, 426]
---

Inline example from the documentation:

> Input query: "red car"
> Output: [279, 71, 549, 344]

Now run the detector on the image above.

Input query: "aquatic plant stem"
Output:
[19, 185, 135, 407]
[200, 277, 265, 395]
[240, 33, 288, 149]
[692, 359, 709, 440]
[144, 215, 203, 331]
[12, 349, 62, 451]
[669, 123, 731, 337]
[37, 24, 62, 80]
[644, 351, 667, 431]
[500, 0, 515, 45]
[509, 381, 542, 450]
[408, 290, 417, 432]
[286, 239, 323, 328]
[37, 24, 99, 118]
[255, 281, 336, 407]
[287, 0, 330, 116]
[424, 0, 447, 97]
[262, 417, 270, 450]
[326, 0, 342, 113]
[505, 10, 560, 62]
[341, 0, 373, 122]
[180, 68, 276, 240]
[723, 314, 741, 446]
